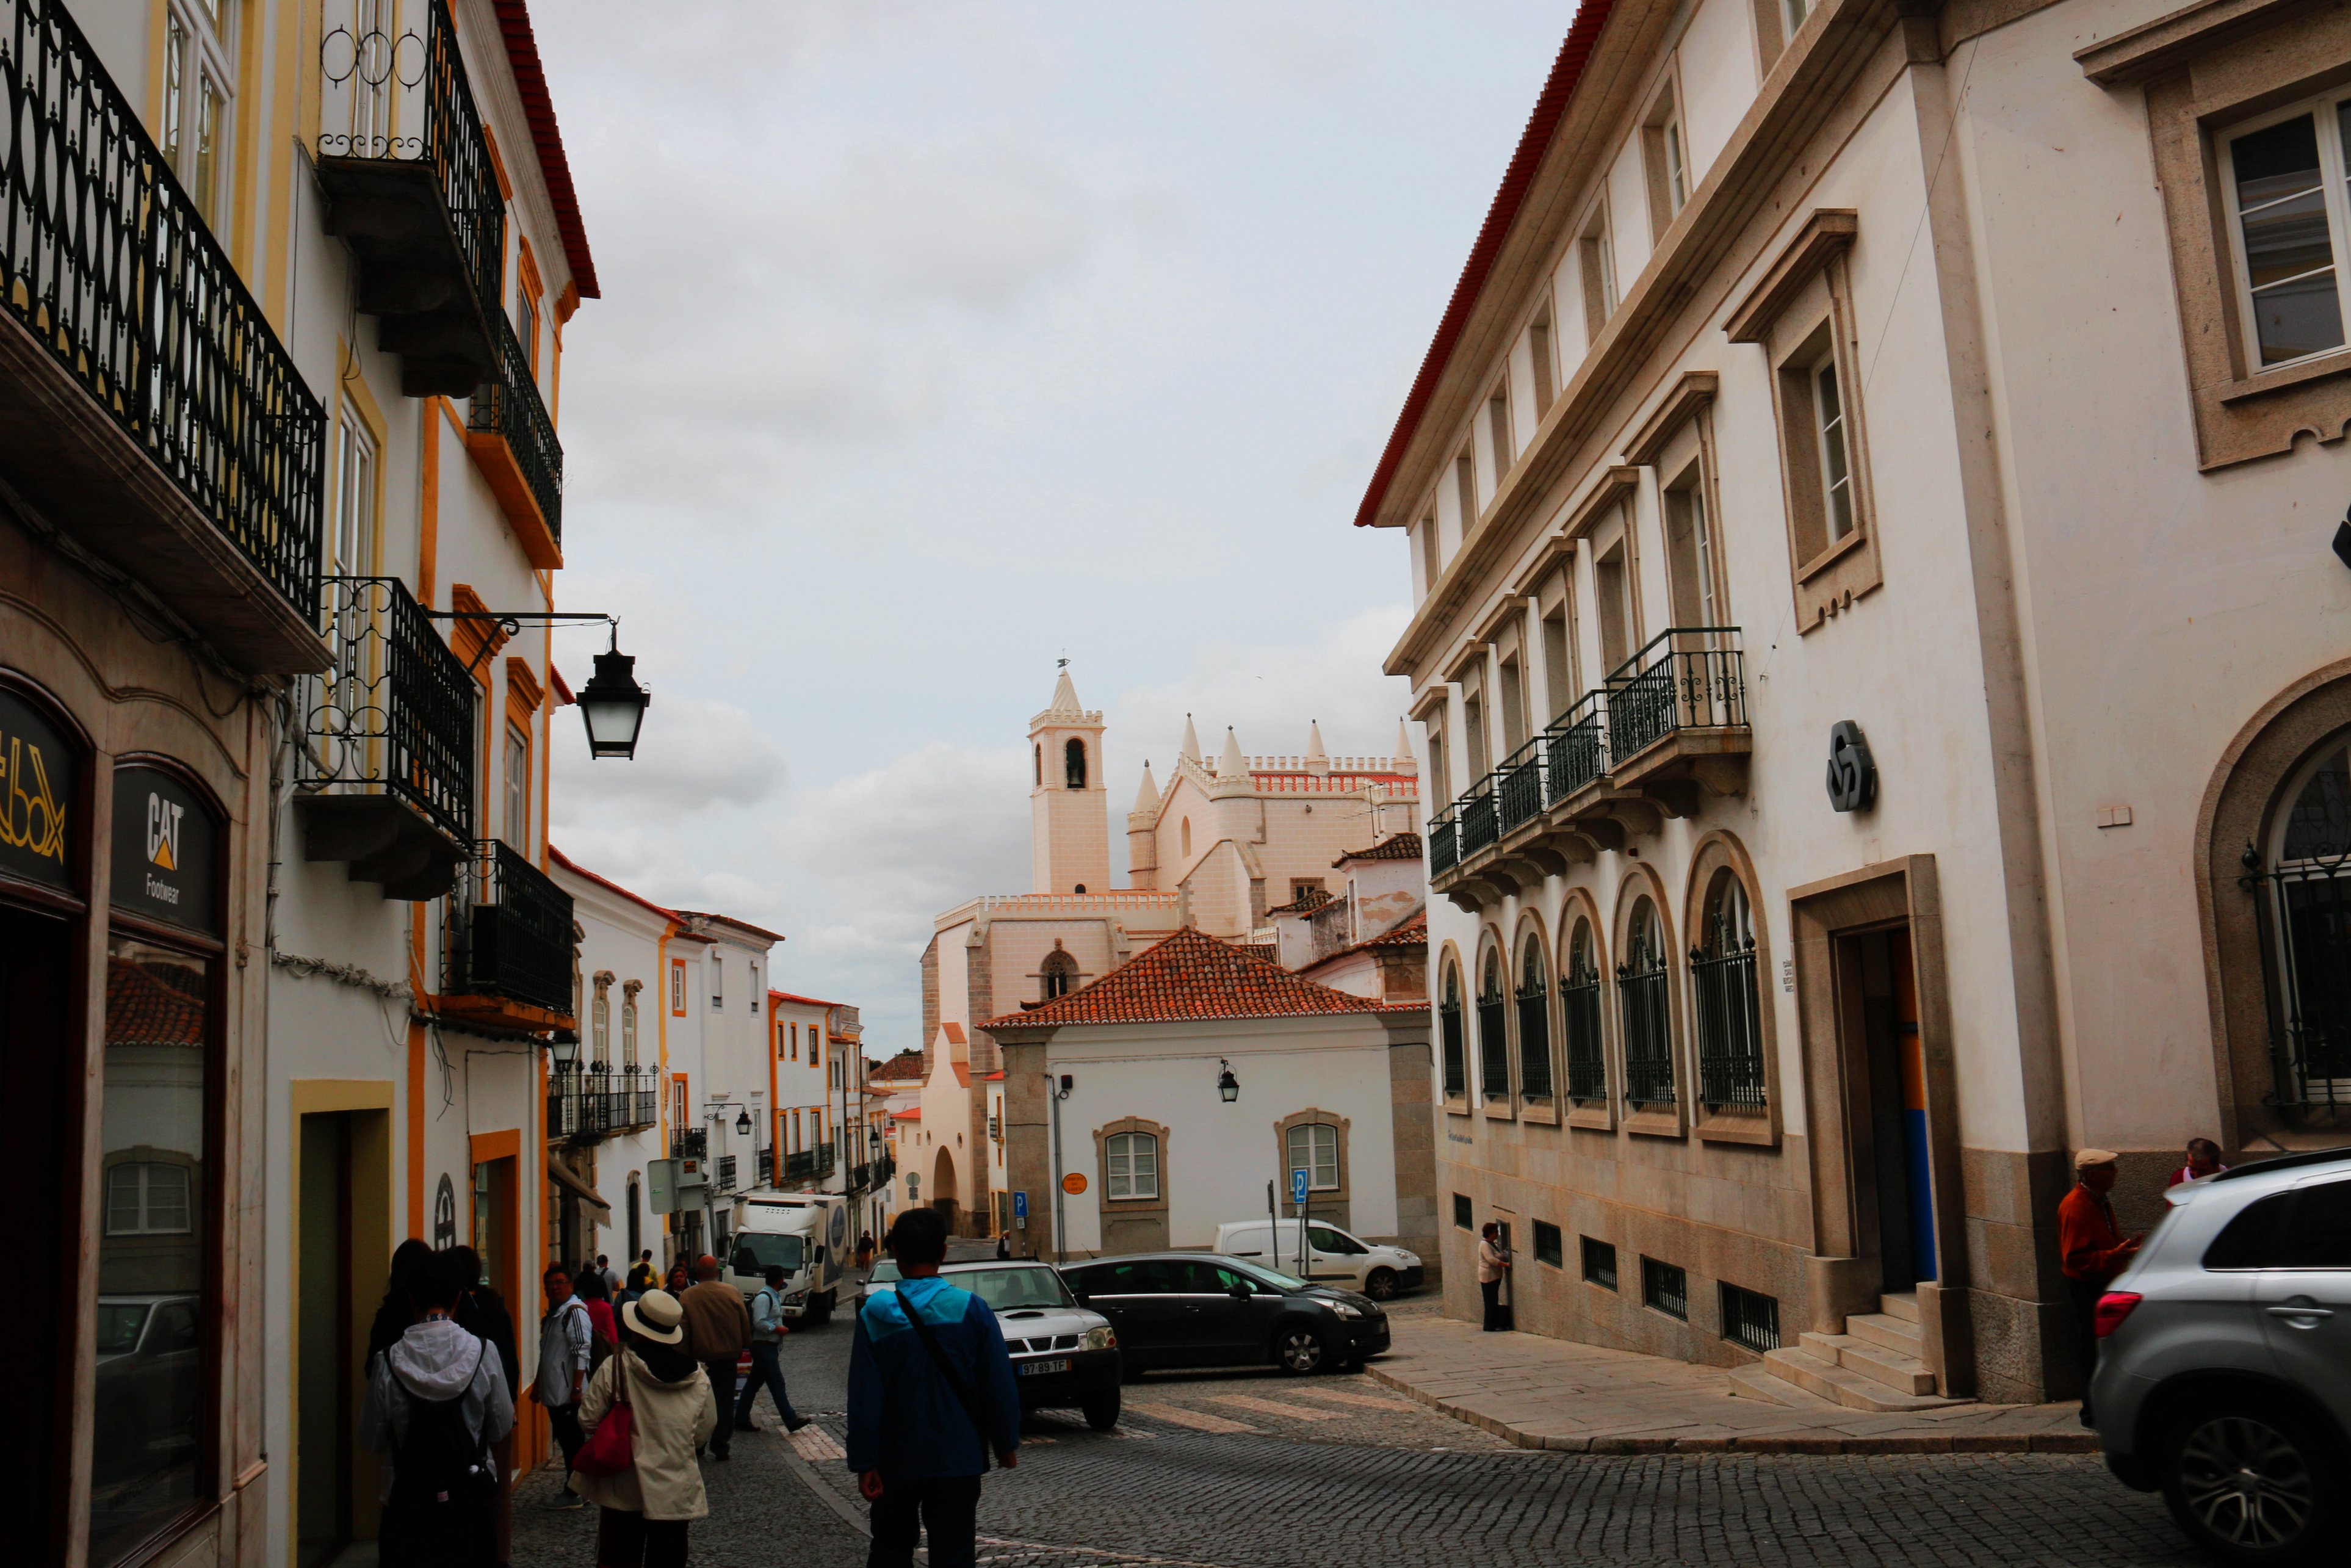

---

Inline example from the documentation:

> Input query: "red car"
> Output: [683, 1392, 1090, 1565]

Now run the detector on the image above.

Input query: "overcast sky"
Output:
[536, 2, 1570, 1055]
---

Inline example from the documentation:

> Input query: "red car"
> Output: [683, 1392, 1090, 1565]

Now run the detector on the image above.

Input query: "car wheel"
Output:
[1364, 1269, 1399, 1301]
[2161, 1404, 2340, 1564]
[1083, 1389, 1122, 1431]
[1276, 1324, 1331, 1375]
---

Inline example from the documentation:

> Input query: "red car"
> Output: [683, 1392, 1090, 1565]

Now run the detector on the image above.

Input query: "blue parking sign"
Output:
[1291, 1168, 1310, 1204]
[1013, 1190, 1028, 1219]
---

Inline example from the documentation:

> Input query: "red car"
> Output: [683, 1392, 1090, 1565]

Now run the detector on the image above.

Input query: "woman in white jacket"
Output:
[568, 1288, 715, 1567]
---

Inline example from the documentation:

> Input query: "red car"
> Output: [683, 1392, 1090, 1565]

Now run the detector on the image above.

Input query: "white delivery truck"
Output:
[727, 1190, 850, 1323]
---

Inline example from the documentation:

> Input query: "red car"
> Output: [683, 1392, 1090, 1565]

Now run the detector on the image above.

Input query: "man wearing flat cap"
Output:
[2058, 1149, 2139, 1426]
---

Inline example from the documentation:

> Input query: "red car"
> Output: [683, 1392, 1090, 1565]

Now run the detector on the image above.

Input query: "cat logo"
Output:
[146, 792, 184, 873]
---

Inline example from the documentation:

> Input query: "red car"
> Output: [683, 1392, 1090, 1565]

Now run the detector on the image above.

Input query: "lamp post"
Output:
[579, 625, 652, 760]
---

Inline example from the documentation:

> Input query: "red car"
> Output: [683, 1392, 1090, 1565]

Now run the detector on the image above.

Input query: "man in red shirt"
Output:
[2165, 1138, 2228, 1188]
[2059, 1149, 2140, 1426]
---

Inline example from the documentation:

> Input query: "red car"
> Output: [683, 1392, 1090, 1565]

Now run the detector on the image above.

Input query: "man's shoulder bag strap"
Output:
[892, 1283, 994, 1471]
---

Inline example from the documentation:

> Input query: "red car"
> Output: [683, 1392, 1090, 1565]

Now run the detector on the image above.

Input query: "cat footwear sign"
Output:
[112, 767, 215, 934]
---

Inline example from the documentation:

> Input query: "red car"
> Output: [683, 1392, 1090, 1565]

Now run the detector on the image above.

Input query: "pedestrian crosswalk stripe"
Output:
[1208, 1393, 1340, 1421]
[1293, 1386, 1414, 1410]
[1124, 1400, 1259, 1434]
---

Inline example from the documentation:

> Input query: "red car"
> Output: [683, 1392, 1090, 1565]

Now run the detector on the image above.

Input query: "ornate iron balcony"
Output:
[1604, 627, 1746, 767]
[0, 0, 325, 651]
[1459, 774, 1498, 857]
[548, 1067, 658, 1138]
[784, 1149, 815, 1182]
[848, 1160, 870, 1191]
[671, 1127, 707, 1162]
[446, 839, 576, 1018]
[756, 1148, 774, 1187]
[1497, 739, 1545, 835]
[314, 0, 504, 394]
[465, 303, 562, 563]
[1428, 805, 1460, 874]
[1544, 691, 1609, 803]
[716, 1154, 737, 1194]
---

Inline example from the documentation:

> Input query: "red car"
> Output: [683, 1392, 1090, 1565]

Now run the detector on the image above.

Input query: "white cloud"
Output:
[550, 697, 788, 819]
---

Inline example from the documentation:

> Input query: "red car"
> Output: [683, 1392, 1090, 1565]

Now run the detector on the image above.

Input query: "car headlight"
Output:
[1083, 1326, 1116, 1351]
[785, 1290, 807, 1304]
[1328, 1302, 1362, 1320]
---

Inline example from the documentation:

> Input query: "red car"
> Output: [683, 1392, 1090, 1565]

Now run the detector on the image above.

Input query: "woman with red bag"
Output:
[566, 1288, 715, 1568]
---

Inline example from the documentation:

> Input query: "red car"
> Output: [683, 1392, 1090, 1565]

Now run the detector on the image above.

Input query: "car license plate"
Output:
[1019, 1357, 1069, 1376]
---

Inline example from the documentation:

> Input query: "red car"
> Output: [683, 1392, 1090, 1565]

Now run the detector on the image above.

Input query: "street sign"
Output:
[1063, 1172, 1089, 1196]
[1013, 1190, 1028, 1220]
[1291, 1168, 1310, 1205]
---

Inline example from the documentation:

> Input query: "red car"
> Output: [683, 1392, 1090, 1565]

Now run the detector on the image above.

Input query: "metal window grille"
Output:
[0, 0, 327, 623]
[1581, 1236, 1618, 1290]
[1719, 1282, 1781, 1353]
[1617, 928, 1676, 1107]
[671, 1127, 707, 1161]
[1478, 970, 1510, 1102]
[1641, 1255, 1688, 1320]
[1692, 909, 1767, 1108]
[1531, 1219, 1563, 1268]
[303, 576, 477, 843]
[1603, 627, 1745, 765]
[2250, 848, 2351, 1107]
[1515, 971, 1553, 1099]
[1544, 691, 1608, 804]
[1440, 978, 1467, 1097]
[716, 1154, 737, 1194]
[1562, 947, 1606, 1100]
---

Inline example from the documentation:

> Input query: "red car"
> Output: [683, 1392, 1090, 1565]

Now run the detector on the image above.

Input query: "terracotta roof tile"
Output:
[870, 1052, 926, 1083]
[980, 926, 1388, 1028]
[1263, 887, 1335, 917]
[106, 957, 206, 1046]
[1333, 831, 1423, 867]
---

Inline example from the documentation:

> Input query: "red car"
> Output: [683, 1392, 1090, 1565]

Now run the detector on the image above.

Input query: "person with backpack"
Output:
[360, 1250, 515, 1567]
[847, 1209, 1020, 1568]
[446, 1247, 520, 1561]
[734, 1264, 812, 1436]
[536, 1264, 594, 1509]
[567, 1288, 715, 1567]
[625, 1249, 659, 1296]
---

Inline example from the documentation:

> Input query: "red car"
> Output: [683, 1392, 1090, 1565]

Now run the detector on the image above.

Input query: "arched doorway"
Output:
[931, 1146, 959, 1230]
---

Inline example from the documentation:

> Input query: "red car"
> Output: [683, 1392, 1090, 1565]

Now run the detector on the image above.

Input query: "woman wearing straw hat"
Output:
[569, 1288, 717, 1567]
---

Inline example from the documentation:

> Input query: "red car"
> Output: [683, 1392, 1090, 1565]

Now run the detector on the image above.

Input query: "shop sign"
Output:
[113, 765, 218, 932]
[0, 689, 74, 889]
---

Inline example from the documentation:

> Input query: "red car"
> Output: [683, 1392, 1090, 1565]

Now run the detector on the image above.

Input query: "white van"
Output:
[1213, 1219, 1424, 1300]
[727, 1191, 849, 1322]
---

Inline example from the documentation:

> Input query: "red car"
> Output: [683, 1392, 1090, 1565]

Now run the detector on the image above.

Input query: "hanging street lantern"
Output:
[1217, 1058, 1240, 1103]
[579, 625, 651, 760]
[735, 1108, 754, 1136]
[549, 1027, 579, 1074]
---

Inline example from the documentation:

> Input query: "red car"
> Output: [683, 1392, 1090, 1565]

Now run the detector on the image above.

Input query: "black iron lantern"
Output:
[735, 1107, 754, 1136]
[550, 1028, 579, 1073]
[579, 627, 651, 760]
[1217, 1058, 1239, 1104]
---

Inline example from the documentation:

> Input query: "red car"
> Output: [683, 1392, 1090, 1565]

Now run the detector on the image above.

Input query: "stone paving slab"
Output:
[1365, 1312, 2098, 1456]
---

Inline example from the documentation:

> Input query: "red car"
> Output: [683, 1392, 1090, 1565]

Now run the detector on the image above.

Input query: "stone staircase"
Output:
[1728, 1291, 1971, 1414]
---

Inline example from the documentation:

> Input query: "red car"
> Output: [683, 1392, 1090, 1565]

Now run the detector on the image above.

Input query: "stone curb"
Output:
[1362, 1363, 2100, 1456]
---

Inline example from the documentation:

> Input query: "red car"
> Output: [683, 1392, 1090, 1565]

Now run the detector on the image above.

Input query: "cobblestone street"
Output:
[511, 1286, 2209, 1568]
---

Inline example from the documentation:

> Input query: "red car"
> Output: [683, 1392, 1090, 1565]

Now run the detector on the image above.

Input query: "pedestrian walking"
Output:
[447, 1246, 520, 1563]
[2059, 1149, 2141, 1427]
[568, 1288, 717, 1568]
[679, 1254, 752, 1461]
[1477, 1222, 1512, 1331]
[735, 1264, 812, 1436]
[536, 1263, 594, 1508]
[368, 1238, 435, 1366]
[361, 1250, 515, 1568]
[857, 1232, 876, 1269]
[847, 1207, 1020, 1568]
[626, 1249, 659, 1295]
[576, 1268, 619, 1355]
[598, 1253, 622, 1295]
[2167, 1137, 2229, 1187]
[665, 1260, 693, 1296]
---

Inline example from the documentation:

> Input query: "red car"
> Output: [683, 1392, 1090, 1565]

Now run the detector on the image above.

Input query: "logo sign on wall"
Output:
[113, 767, 217, 933]
[1061, 1171, 1088, 1196]
[1825, 721, 1878, 814]
[0, 689, 74, 889]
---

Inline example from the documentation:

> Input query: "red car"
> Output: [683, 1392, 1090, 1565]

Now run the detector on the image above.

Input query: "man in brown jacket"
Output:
[680, 1254, 751, 1461]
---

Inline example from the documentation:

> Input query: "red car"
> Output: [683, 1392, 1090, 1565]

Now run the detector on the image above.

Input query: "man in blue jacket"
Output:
[847, 1208, 1020, 1568]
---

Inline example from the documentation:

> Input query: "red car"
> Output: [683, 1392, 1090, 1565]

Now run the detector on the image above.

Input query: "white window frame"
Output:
[1664, 115, 1689, 215]
[1286, 1123, 1340, 1191]
[163, 0, 237, 225]
[106, 1162, 193, 1235]
[1105, 1131, 1160, 1201]
[330, 403, 376, 579]
[2219, 91, 2351, 373]
[1812, 356, 1855, 543]
[504, 721, 529, 847]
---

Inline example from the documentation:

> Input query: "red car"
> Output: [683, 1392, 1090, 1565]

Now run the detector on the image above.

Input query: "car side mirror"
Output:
[1229, 1282, 1253, 1299]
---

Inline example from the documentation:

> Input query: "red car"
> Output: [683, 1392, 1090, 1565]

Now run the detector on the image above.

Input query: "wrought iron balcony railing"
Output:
[756, 1147, 773, 1187]
[784, 1149, 815, 1182]
[848, 1160, 870, 1191]
[671, 1127, 707, 1162]
[315, 0, 504, 392]
[446, 839, 575, 1016]
[466, 302, 563, 553]
[1, 0, 326, 629]
[1497, 739, 1545, 836]
[1459, 773, 1498, 858]
[1544, 690, 1609, 804]
[716, 1154, 737, 1193]
[817, 1144, 837, 1177]
[873, 1152, 895, 1185]
[547, 1067, 659, 1138]
[301, 576, 477, 842]
[1604, 627, 1746, 767]
[1428, 803, 1460, 875]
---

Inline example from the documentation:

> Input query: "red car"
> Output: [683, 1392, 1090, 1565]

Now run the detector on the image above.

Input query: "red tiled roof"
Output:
[1264, 887, 1335, 917]
[952, 1064, 970, 1089]
[491, 2, 599, 298]
[549, 845, 678, 925]
[106, 957, 206, 1046]
[768, 989, 842, 1010]
[870, 1052, 926, 1083]
[892, 1108, 922, 1121]
[980, 926, 1389, 1028]
[673, 909, 788, 945]
[1353, 4, 1616, 529]
[1334, 832, 1424, 867]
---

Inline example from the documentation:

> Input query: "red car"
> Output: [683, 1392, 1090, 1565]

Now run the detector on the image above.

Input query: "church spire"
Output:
[1046, 660, 1084, 718]
[1133, 761, 1160, 814]
[1305, 720, 1329, 778]
[1219, 726, 1248, 778]
[1180, 712, 1202, 764]
[1395, 716, 1418, 773]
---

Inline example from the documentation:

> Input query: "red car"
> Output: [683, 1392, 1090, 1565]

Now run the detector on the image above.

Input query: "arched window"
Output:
[1181, 817, 1192, 858]
[591, 972, 613, 1066]
[1692, 872, 1765, 1108]
[1105, 1131, 1158, 1199]
[1065, 737, 1088, 790]
[1439, 963, 1467, 1097]
[1286, 1122, 1340, 1190]
[621, 983, 640, 1068]
[1617, 898, 1675, 1106]
[1516, 934, 1553, 1100]
[1041, 945, 1078, 1000]
[1478, 947, 1509, 1100]
[1034, 743, 1042, 787]
[2265, 739, 2351, 1101]
[1562, 920, 1606, 1100]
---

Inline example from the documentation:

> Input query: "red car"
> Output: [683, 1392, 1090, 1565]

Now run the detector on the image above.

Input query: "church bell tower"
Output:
[1030, 664, 1110, 896]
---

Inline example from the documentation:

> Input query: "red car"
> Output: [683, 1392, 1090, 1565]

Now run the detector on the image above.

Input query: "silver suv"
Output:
[2093, 1147, 2351, 1563]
